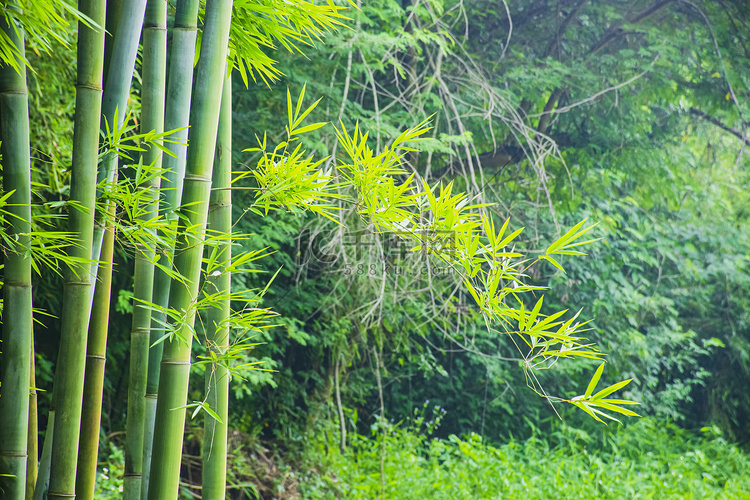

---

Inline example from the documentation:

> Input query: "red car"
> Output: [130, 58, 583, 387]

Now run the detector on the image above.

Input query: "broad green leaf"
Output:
[497, 227, 524, 249]
[201, 402, 224, 423]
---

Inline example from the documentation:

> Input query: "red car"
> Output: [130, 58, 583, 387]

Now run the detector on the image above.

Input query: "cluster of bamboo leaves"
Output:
[245, 89, 640, 424]
[0, 1, 638, 500]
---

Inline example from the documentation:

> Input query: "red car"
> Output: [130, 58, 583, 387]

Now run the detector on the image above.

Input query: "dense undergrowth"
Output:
[312, 419, 749, 499]
[94, 414, 750, 499]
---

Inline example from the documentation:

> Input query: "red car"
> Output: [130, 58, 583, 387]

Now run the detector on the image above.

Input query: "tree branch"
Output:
[533, 1, 672, 134]
[545, 0, 590, 58]
[532, 63, 654, 119]
[589, 0, 674, 55]
[689, 107, 750, 146]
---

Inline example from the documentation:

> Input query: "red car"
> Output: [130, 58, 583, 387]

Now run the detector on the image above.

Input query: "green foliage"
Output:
[305, 417, 750, 499]
[242, 86, 337, 219]
[229, 0, 350, 86]
[93, 442, 124, 499]
[0, 0, 84, 72]
[234, 88, 637, 423]
[540, 194, 750, 437]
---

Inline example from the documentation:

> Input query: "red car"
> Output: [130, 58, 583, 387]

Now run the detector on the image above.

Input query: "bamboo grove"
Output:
[0, 1, 640, 499]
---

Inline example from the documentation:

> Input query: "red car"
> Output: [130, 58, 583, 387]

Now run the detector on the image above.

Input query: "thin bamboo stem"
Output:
[202, 71, 232, 500]
[31, 412, 53, 500]
[26, 343, 37, 500]
[75, 199, 116, 500]
[335, 355, 346, 454]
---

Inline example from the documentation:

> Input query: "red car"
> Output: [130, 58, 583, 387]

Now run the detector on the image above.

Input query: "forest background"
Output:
[3, 0, 750, 498]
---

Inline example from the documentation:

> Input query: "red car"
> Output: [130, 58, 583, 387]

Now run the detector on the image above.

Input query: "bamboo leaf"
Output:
[589, 401, 641, 417]
[292, 121, 327, 135]
[497, 227, 524, 249]
[592, 379, 633, 400]
[584, 362, 606, 398]
[543, 255, 565, 273]
[546, 220, 586, 254]
[527, 296, 544, 329]
[570, 401, 604, 423]
[201, 402, 224, 424]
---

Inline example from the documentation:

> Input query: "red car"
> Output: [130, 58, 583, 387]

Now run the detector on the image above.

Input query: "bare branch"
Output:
[500, 0, 512, 60]
[589, 0, 674, 56]
[545, 0, 590, 58]
[689, 107, 750, 147]
[531, 62, 654, 119]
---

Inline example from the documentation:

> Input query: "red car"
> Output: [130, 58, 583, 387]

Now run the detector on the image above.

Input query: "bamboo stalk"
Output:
[90, 0, 148, 282]
[202, 71, 232, 500]
[33, 9, 117, 500]
[158, 0, 200, 209]
[0, 3, 33, 498]
[141, 2, 200, 497]
[31, 412, 53, 500]
[75, 198, 116, 500]
[26, 343, 38, 500]
[102, 0, 124, 90]
[122, 1, 167, 499]
[147, 2, 234, 497]
[46, 0, 107, 497]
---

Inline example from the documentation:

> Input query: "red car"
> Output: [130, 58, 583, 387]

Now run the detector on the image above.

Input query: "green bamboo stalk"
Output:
[46, 0, 106, 498]
[141, 2, 200, 496]
[90, 0, 148, 281]
[202, 71, 232, 500]
[31, 412, 52, 500]
[73, 15, 146, 493]
[123, 1, 167, 499]
[99, 0, 147, 183]
[26, 342, 38, 500]
[158, 0, 200, 209]
[75, 198, 116, 500]
[147, 2, 234, 498]
[0, 4, 33, 498]
[102, 0, 124, 88]
[30, 9, 118, 500]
